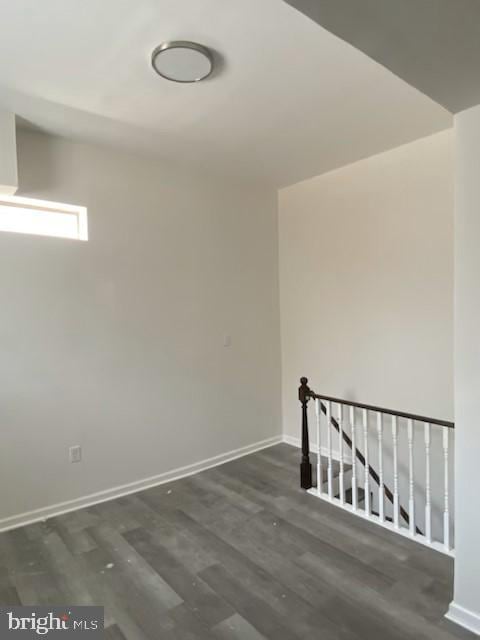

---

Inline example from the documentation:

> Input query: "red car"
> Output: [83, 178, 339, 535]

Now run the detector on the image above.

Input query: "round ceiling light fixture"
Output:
[151, 41, 214, 83]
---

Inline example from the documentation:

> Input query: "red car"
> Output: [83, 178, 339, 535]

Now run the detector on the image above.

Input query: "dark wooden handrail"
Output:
[307, 389, 454, 429]
[297, 377, 455, 534]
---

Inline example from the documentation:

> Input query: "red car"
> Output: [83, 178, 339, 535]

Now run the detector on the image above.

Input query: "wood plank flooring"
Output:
[0, 444, 474, 639]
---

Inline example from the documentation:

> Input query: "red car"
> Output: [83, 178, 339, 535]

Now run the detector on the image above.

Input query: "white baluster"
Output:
[350, 406, 357, 511]
[407, 419, 416, 537]
[326, 401, 333, 500]
[315, 399, 322, 496]
[377, 413, 384, 522]
[425, 423, 432, 543]
[339, 404, 344, 504]
[392, 416, 400, 529]
[443, 426, 450, 550]
[363, 409, 370, 517]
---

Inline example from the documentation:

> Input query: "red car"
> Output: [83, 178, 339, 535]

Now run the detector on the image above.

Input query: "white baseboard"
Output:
[282, 434, 353, 463]
[0, 435, 283, 533]
[446, 602, 480, 636]
[283, 434, 308, 450]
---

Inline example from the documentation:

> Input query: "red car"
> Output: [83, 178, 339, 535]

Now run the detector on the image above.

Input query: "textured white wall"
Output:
[0, 129, 281, 522]
[450, 104, 480, 631]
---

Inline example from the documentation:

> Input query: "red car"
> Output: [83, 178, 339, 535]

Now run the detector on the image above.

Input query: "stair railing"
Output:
[299, 377, 455, 554]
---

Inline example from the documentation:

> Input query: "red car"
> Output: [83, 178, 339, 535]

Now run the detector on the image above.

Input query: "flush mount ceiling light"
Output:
[151, 41, 214, 83]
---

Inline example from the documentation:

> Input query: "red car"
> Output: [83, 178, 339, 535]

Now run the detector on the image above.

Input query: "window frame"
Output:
[0, 194, 88, 241]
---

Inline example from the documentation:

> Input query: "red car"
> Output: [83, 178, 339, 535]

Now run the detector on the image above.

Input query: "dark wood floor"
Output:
[0, 444, 474, 639]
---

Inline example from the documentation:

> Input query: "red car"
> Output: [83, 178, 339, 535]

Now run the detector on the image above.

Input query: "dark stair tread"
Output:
[316, 459, 352, 483]
[335, 487, 366, 504]
[370, 509, 394, 523]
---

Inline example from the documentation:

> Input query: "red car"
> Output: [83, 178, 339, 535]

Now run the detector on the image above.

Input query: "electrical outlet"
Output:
[223, 334, 232, 347]
[69, 445, 82, 463]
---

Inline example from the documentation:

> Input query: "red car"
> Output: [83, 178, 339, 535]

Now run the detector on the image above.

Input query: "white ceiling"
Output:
[0, 0, 451, 187]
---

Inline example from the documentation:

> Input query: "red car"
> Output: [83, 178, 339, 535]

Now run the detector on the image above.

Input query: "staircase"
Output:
[314, 460, 362, 502]
[299, 377, 454, 555]
[317, 458, 400, 523]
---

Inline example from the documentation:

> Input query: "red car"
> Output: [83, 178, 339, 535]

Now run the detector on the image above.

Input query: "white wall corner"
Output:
[0, 110, 18, 195]
[446, 602, 480, 636]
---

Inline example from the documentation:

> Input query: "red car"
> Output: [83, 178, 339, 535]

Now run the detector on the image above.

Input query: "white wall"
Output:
[0, 129, 281, 524]
[279, 131, 454, 539]
[449, 104, 480, 633]
[279, 130, 454, 431]
[0, 110, 17, 194]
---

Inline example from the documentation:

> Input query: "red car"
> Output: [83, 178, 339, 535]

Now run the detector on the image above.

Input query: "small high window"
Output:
[0, 195, 88, 241]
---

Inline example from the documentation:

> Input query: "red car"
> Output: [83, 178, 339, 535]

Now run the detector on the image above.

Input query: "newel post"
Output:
[299, 376, 313, 489]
